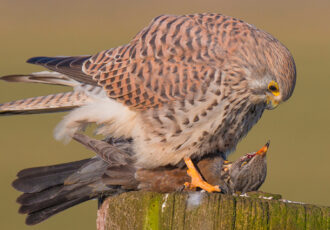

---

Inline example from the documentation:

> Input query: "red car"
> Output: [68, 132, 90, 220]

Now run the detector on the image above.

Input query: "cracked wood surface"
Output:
[97, 191, 329, 230]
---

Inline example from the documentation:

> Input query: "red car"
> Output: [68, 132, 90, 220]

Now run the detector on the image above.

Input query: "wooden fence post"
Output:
[96, 191, 329, 230]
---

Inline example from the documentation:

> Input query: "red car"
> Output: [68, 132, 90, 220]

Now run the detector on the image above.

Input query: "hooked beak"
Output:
[266, 95, 281, 110]
[256, 141, 270, 157]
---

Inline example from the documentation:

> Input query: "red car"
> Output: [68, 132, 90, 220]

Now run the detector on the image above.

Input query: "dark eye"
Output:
[268, 81, 280, 96]
[269, 85, 278, 91]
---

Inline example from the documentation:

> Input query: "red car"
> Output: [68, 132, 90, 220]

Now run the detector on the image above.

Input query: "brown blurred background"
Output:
[0, 0, 329, 229]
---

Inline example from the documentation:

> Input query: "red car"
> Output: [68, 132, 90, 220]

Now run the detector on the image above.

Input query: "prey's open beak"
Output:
[256, 141, 270, 157]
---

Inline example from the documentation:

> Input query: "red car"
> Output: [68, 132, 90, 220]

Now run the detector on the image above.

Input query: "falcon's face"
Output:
[248, 77, 283, 110]
[248, 76, 292, 110]
[244, 31, 297, 111]
[265, 80, 281, 110]
[249, 57, 296, 111]
[265, 61, 296, 110]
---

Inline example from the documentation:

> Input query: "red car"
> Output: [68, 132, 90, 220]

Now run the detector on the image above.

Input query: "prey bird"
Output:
[12, 134, 269, 225]
[1, 13, 296, 192]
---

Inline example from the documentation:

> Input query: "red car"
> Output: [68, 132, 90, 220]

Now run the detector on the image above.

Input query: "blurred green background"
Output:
[0, 0, 329, 229]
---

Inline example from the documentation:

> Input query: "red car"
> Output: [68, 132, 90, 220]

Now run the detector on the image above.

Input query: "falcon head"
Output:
[247, 32, 297, 110]
[264, 50, 296, 110]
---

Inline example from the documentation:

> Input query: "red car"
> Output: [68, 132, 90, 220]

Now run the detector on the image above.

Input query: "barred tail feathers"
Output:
[0, 91, 91, 115]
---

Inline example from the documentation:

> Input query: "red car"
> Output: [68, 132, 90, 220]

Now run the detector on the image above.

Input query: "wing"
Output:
[26, 55, 96, 85]
[72, 133, 133, 166]
[84, 14, 230, 110]
[17, 14, 248, 112]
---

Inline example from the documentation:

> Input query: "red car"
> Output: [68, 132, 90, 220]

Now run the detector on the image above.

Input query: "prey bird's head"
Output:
[227, 141, 269, 193]
[238, 140, 269, 168]
[246, 30, 297, 110]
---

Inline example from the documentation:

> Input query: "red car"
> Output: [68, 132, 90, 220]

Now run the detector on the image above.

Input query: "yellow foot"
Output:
[184, 157, 221, 193]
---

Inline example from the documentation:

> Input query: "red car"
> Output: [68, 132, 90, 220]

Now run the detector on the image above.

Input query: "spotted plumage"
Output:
[0, 13, 296, 168]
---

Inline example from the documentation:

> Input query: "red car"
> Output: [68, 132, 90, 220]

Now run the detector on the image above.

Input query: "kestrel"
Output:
[12, 133, 269, 225]
[1, 13, 296, 192]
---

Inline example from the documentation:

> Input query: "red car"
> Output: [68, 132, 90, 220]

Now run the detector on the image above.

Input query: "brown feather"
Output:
[0, 91, 90, 115]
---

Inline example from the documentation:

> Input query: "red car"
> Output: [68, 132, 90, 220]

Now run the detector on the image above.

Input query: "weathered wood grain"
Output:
[97, 191, 329, 230]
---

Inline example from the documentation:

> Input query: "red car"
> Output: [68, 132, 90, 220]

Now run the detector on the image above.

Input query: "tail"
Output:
[0, 73, 103, 115]
[12, 157, 112, 225]
[1, 71, 78, 86]
[0, 91, 91, 115]
[0, 55, 102, 115]
[12, 134, 137, 225]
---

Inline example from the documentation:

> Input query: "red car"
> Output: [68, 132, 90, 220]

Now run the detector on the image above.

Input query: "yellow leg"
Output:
[184, 157, 221, 193]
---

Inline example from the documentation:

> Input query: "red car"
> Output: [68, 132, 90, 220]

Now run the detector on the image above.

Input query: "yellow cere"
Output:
[268, 80, 280, 96]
